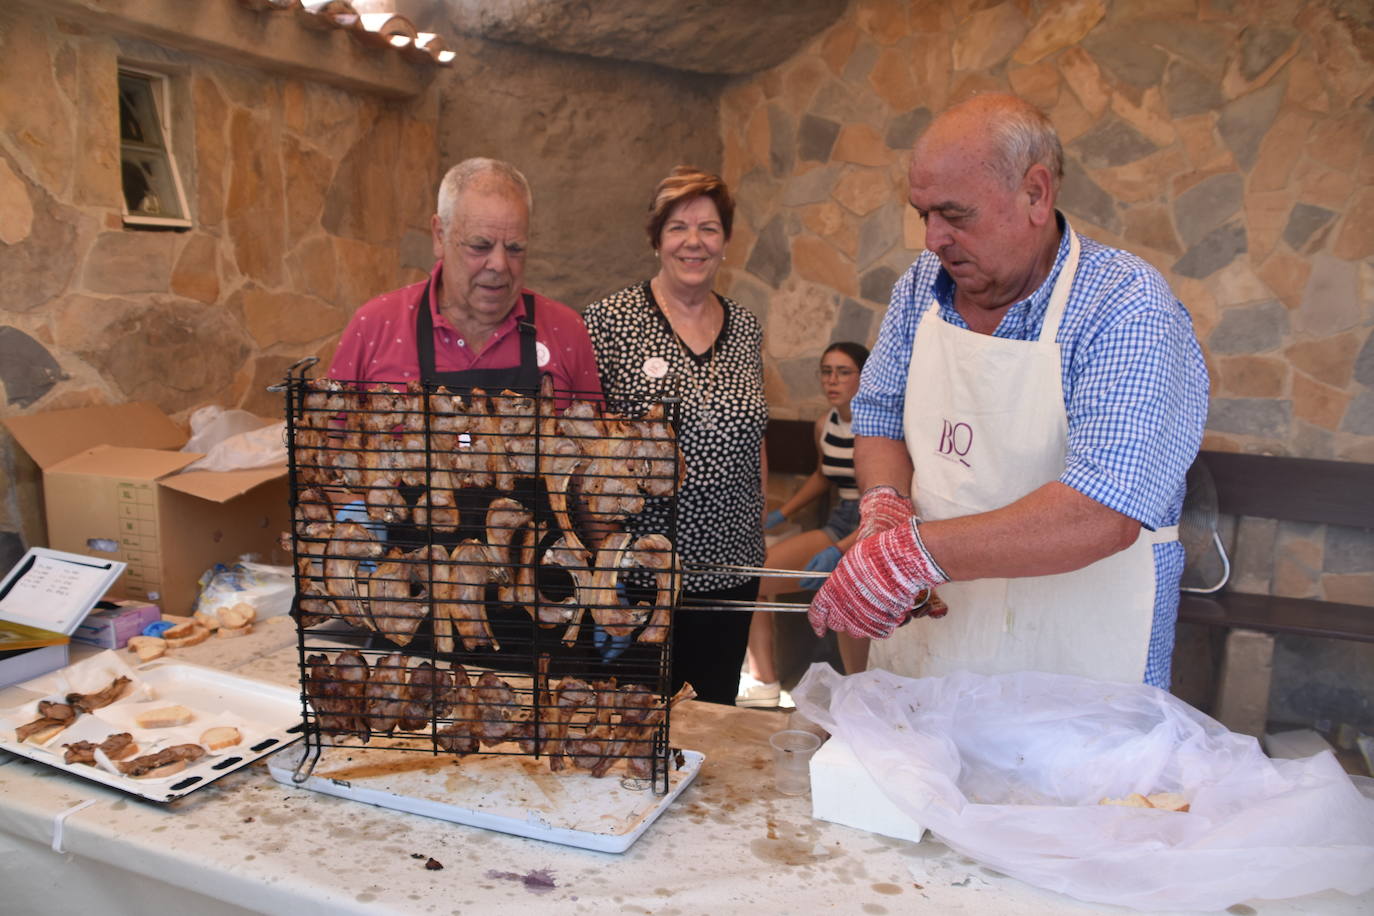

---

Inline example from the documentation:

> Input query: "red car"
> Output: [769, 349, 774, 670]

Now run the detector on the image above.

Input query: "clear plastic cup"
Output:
[788, 709, 829, 740]
[770, 729, 822, 795]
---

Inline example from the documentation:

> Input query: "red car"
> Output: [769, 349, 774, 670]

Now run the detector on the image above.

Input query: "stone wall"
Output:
[712, 0, 1373, 723]
[0, 6, 440, 546]
[431, 32, 725, 311]
[0, 5, 729, 559]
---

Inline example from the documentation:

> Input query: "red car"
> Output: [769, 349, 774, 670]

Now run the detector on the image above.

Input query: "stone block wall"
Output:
[0, 7, 438, 545]
[430, 31, 724, 313]
[713, 0, 1373, 718]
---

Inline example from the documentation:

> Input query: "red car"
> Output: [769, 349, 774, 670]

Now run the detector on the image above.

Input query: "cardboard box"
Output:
[4, 403, 290, 617]
[71, 598, 161, 649]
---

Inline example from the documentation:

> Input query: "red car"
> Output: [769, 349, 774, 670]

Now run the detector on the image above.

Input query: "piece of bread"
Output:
[231, 602, 257, 623]
[193, 610, 221, 631]
[1100, 793, 1152, 808]
[18, 722, 66, 745]
[162, 620, 198, 640]
[135, 758, 188, 780]
[1099, 792, 1190, 811]
[134, 704, 195, 729]
[216, 623, 253, 639]
[201, 726, 242, 750]
[1146, 792, 1190, 812]
[165, 625, 211, 649]
[127, 636, 167, 662]
[217, 605, 248, 629]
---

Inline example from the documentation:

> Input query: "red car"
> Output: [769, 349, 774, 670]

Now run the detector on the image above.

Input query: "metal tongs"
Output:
[680, 563, 932, 614]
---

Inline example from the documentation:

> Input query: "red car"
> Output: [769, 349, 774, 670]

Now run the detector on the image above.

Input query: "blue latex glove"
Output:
[592, 624, 634, 661]
[797, 544, 842, 591]
[592, 580, 635, 660]
[764, 509, 787, 530]
[335, 499, 387, 572]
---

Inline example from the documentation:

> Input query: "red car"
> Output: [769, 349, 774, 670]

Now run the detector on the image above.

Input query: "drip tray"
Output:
[268, 740, 702, 853]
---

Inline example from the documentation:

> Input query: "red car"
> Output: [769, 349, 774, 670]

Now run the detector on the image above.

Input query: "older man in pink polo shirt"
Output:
[329, 157, 601, 401]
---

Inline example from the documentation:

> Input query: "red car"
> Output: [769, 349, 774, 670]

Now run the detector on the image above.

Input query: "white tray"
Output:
[0, 655, 303, 802]
[269, 740, 703, 853]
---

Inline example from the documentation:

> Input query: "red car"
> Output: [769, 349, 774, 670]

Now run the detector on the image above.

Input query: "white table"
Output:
[1, 624, 1371, 916]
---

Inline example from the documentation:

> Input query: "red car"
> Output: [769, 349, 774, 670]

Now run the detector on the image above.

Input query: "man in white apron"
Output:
[809, 94, 1208, 689]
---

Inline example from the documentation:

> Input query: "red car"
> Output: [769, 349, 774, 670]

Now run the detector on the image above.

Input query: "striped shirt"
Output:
[819, 409, 859, 501]
[852, 215, 1209, 688]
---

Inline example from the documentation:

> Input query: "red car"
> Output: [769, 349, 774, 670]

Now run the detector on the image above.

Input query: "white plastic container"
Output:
[810, 734, 925, 842]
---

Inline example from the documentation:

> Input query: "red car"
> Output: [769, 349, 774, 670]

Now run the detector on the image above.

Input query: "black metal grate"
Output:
[277, 359, 687, 793]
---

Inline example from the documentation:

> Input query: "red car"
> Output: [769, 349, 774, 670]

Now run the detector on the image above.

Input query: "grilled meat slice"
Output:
[435, 540, 509, 652]
[397, 661, 452, 733]
[630, 534, 679, 645]
[588, 532, 639, 637]
[435, 665, 479, 754]
[67, 676, 131, 713]
[362, 549, 429, 646]
[538, 534, 593, 645]
[323, 522, 384, 628]
[117, 743, 206, 778]
[364, 652, 410, 737]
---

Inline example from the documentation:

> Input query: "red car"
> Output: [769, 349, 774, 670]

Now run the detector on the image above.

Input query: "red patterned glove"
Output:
[809, 519, 949, 639]
[855, 486, 915, 541]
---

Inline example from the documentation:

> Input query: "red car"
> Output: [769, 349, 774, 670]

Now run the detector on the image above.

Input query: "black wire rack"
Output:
[274, 358, 688, 793]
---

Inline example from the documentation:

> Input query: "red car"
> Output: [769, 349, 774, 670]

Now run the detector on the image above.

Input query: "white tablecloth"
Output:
[1, 625, 1371, 915]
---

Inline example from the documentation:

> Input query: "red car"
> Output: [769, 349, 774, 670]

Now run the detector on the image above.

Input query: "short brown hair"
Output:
[645, 166, 735, 250]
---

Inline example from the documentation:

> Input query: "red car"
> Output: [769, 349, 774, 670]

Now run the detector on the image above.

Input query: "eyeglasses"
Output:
[818, 367, 857, 379]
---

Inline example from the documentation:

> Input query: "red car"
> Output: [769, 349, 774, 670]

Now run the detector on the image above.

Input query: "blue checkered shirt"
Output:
[854, 217, 1209, 688]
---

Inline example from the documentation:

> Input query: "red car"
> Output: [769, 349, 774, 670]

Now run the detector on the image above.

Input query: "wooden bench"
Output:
[1178, 450, 1374, 736]
[765, 417, 821, 476]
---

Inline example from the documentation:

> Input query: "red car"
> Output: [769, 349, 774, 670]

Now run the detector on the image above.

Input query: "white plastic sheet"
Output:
[180, 405, 285, 472]
[791, 664, 1374, 911]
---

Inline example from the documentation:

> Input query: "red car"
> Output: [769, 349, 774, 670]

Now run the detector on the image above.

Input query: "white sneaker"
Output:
[736, 680, 781, 707]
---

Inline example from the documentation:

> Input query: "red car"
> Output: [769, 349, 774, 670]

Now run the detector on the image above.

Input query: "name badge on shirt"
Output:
[536, 341, 551, 368]
[642, 356, 669, 379]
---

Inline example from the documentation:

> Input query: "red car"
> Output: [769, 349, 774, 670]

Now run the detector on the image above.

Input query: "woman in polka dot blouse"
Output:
[584, 167, 768, 705]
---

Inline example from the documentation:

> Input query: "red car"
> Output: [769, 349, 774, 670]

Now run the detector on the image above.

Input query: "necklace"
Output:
[672, 332, 718, 431]
[651, 277, 721, 432]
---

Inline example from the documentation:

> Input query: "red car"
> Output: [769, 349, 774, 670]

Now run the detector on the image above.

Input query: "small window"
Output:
[118, 67, 191, 229]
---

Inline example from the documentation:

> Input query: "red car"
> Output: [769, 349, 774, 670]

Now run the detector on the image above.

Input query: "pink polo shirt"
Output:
[328, 262, 603, 401]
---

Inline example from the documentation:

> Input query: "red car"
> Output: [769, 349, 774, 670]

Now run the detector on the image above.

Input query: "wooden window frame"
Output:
[118, 65, 192, 230]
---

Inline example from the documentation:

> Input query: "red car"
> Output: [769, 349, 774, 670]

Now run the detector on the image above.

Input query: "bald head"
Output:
[906, 93, 1064, 317]
[915, 94, 1063, 196]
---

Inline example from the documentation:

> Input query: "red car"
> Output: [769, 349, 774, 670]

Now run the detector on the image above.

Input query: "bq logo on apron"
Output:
[936, 420, 974, 468]
[871, 226, 1173, 685]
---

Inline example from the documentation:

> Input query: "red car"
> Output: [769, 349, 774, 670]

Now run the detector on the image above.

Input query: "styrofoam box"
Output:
[810, 734, 926, 843]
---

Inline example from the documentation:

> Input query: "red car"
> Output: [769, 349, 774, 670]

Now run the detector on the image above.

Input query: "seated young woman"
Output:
[738, 342, 870, 707]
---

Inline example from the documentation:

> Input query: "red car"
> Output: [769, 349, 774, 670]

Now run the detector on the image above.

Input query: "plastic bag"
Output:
[180, 405, 286, 472]
[192, 557, 294, 620]
[182, 406, 266, 452]
[791, 664, 1374, 911]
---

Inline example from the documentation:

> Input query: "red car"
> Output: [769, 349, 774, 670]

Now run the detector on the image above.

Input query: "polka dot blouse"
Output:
[584, 281, 768, 591]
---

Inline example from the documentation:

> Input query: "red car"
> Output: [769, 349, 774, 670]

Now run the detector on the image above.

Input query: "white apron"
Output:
[869, 227, 1175, 684]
